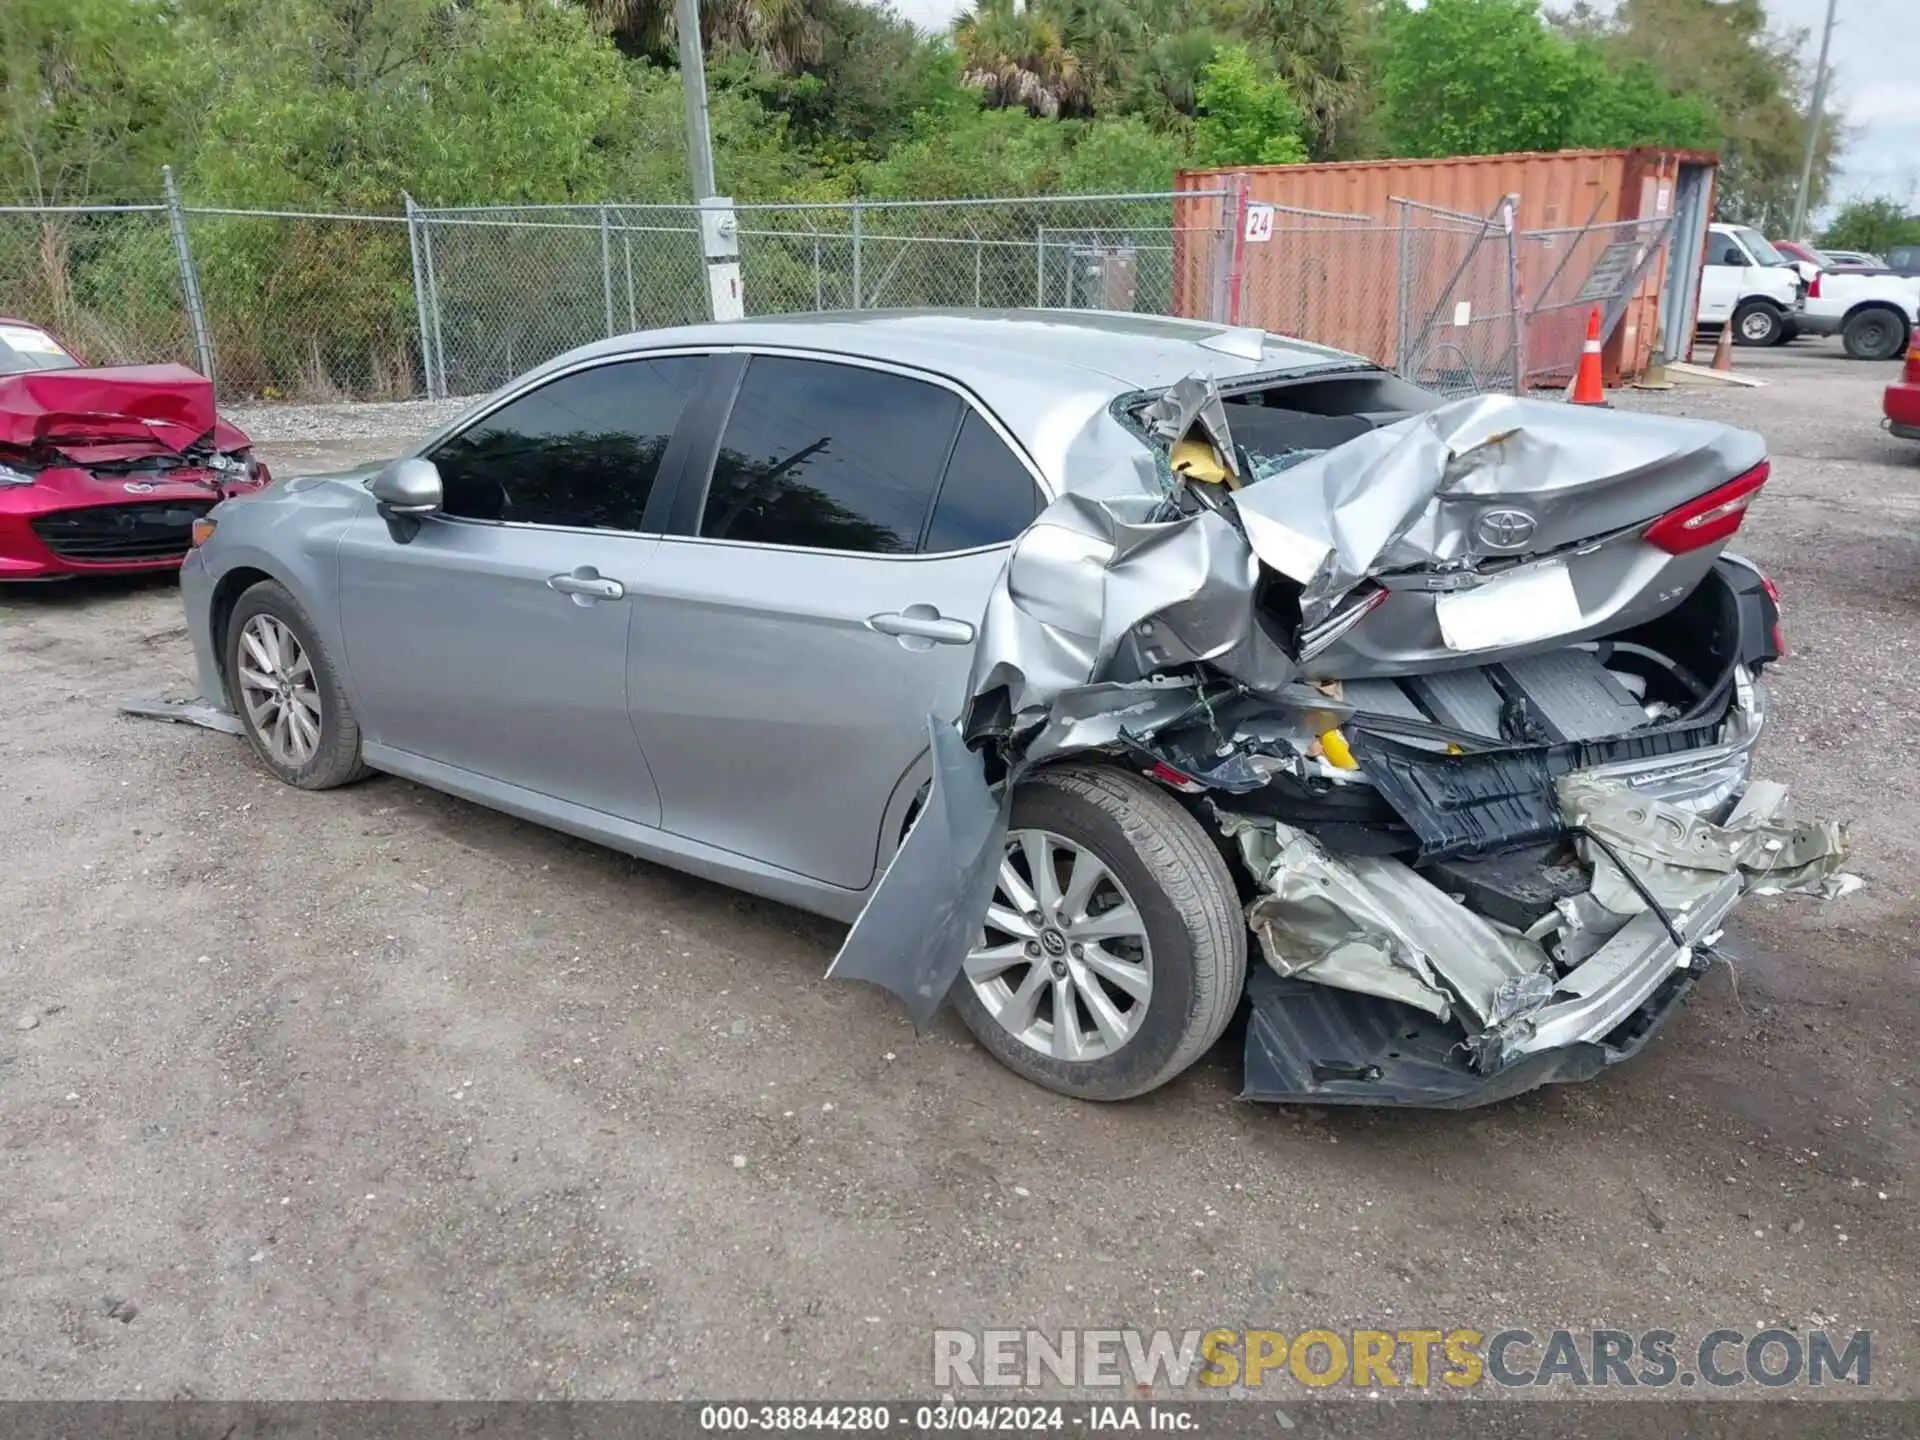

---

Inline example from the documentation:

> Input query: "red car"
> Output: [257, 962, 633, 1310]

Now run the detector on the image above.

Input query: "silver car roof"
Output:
[443, 310, 1372, 497]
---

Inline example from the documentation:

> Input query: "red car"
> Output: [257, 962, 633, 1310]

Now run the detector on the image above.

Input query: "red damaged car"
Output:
[0, 320, 268, 580]
[1887, 326, 1920, 442]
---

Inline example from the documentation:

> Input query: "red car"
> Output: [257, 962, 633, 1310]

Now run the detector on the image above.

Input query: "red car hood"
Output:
[0, 363, 244, 457]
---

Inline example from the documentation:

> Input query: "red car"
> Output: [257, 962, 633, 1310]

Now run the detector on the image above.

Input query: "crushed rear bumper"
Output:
[1241, 872, 1738, 1108]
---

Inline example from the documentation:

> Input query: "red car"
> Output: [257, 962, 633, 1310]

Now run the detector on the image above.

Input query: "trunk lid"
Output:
[1229, 394, 1770, 678]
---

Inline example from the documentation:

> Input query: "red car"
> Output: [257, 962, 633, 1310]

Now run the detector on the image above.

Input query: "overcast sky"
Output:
[888, 0, 1919, 208]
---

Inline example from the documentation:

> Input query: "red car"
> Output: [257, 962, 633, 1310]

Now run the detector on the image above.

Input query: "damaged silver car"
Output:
[164, 310, 1854, 1109]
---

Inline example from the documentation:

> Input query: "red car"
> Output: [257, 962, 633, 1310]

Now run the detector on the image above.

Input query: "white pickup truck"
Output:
[1773, 241, 1920, 361]
[1697, 223, 1805, 347]
[1702, 223, 1917, 359]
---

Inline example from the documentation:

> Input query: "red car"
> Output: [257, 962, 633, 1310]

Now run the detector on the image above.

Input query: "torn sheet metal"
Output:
[119, 695, 244, 736]
[1231, 393, 1767, 627]
[1215, 809, 1546, 1027]
[1558, 773, 1858, 913]
[1138, 372, 1240, 478]
[963, 487, 1296, 743]
[826, 716, 1009, 1029]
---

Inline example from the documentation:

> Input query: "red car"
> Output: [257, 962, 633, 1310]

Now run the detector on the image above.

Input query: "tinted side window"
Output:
[429, 355, 706, 529]
[923, 411, 1042, 553]
[700, 357, 961, 554]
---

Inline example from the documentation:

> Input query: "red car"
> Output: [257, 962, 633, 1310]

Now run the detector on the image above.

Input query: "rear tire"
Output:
[1842, 306, 1908, 361]
[225, 579, 370, 790]
[950, 764, 1247, 1101]
[1732, 300, 1784, 347]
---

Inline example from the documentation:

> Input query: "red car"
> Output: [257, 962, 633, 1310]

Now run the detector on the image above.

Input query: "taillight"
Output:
[1644, 462, 1770, 554]
[1905, 329, 1920, 385]
[1808, 271, 1822, 299]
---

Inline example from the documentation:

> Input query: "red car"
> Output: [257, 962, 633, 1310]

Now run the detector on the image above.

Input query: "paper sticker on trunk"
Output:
[1434, 559, 1582, 651]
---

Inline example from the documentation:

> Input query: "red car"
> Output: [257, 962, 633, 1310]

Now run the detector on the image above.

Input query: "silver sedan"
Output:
[177, 310, 1847, 1107]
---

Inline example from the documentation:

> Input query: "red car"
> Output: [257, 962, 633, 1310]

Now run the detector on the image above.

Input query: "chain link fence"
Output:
[1517, 212, 1678, 390]
[0, 178, 1681, 408]
[0, 205, 200, 374]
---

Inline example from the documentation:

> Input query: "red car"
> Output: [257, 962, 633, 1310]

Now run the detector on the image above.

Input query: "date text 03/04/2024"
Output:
[698, 1404, 1191, 1432]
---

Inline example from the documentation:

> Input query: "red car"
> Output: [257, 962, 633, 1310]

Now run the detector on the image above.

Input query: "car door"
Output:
[335, 353, 711, 823]
[1698, 232, 1750, 323]
[625, 352, 1045, 891]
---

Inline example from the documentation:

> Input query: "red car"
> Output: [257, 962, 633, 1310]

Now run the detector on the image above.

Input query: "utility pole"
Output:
[1788, 0, 1838, 241]
[676, 0, 716, 201]
[674, 0, 742, 320]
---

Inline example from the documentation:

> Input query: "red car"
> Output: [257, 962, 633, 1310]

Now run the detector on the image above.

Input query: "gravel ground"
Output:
[1, 343, 1915, 1401]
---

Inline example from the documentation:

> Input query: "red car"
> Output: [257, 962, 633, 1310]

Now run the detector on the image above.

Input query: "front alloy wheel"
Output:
[236, 613, 322, 768]
[224, 578, 370, 790]
[966, 829, 1155, 1063]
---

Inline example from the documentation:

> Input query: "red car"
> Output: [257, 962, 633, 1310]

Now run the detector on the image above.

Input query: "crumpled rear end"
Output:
[830, 381, 1858, 1106]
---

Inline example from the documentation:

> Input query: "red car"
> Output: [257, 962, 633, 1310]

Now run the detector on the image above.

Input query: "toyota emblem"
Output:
[1475, 508, 1537, 551]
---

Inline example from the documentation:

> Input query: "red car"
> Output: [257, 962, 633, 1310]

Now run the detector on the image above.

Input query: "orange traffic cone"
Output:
[1570, 306, 1608, 405]
[1712, 321, 1735, 372]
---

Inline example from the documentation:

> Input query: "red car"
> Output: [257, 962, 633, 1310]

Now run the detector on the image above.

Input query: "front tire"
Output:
[1842, 307, 1908, 361]
[950, 765, 1247, 1101]
[225, 579, 369, 789]
[1733, 300, 1784, 346]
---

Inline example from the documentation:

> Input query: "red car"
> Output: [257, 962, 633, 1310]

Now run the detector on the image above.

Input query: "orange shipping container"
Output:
[1174, 148, 1719, 386]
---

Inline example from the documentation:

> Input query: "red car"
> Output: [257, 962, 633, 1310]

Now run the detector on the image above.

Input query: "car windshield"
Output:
[0, 324, 79, 375]
[1733, 228, 1791, 266]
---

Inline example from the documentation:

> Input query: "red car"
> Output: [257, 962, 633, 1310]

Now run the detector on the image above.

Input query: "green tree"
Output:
[1225, 0, 1370, 157]
[1587, 0, 1839, 229]
[1376, 0, 1583, 157]
[1375, 0, 1716, 160]
[0, 0, 185, 204]
[1820, 198, 1920, 257]
[1193, 43, 1309, 166]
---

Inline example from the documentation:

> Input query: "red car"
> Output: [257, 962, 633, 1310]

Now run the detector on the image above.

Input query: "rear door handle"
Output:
[548, 567, 625, 602]
[867, 605, 975, 646]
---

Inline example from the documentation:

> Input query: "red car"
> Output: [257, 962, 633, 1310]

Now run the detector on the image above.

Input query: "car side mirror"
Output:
[371, 457, 443, 544]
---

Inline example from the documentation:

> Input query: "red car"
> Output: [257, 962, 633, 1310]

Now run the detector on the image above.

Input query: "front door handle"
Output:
[548, 567, 625, 602]
[867, 604, 975, 647]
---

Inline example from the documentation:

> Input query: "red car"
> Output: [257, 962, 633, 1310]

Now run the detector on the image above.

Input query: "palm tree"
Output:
[1226, 0, 1367, 152]
[1124, 25, 1224, 123]
[953, 2, 1094, 117]
[579, 0, 827, 74]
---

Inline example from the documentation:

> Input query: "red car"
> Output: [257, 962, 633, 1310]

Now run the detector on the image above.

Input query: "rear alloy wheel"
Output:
[950, 765, 1246, 1101]
[1842, 307, 1908, 361]
[226, 579, 369, 790]
[1732, 300, 1784, 346]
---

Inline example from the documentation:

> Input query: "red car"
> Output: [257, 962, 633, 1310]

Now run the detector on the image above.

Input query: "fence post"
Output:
[1207, 176, 1246, 325]
[600, 205, 616, 337]
[1036, 226, 1047, 306]
[1393, 199, 1412, 372]
[851, 201, 864, 310]
[403, 194, 439, 401]
[1502, 195, 1525, 394]
[161, 165, 215, 388]
[624, 234, 637, 332]
[419, 207, 448, 400]
[813, 237, 822, 310]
